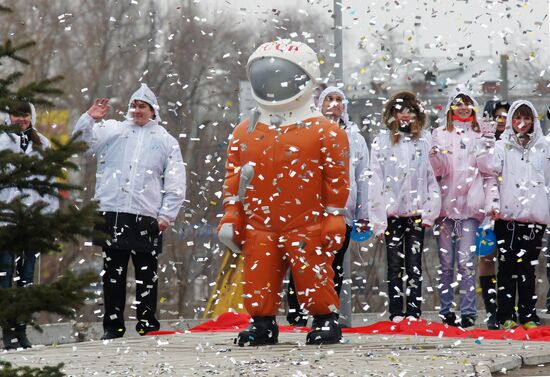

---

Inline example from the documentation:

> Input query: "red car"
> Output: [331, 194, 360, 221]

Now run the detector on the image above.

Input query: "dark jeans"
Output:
[102, 247, 160, 334]
[0, 250, 37, 288]
[385, 217, 424, 319]
[286, 225, 352, 323]
[495, 220, 545, 324]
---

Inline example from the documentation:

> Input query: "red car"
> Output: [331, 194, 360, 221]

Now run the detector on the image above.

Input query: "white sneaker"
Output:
[392, 316, 405, 323]
[406, 316, 418, 322]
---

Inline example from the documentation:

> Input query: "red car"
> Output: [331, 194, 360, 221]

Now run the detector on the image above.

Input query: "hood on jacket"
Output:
[2, 101, 37, 127]
[317, 86, 350, 127]
[445, 84, 481, 124]
[126, 83, 161, 123]
[501, 100, 543, 147]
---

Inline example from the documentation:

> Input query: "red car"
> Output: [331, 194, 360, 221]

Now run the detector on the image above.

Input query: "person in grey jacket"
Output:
[73, 84, 186, 340]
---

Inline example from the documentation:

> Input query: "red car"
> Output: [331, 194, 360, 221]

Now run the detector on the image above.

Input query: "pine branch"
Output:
[0, 361, 65, 377]
[0, 133, 89, 196]
[16, 76, 64, 106]
[0, 271, 97, 328]
[0, 39, 36, 65]
[0, 199, 102, 253]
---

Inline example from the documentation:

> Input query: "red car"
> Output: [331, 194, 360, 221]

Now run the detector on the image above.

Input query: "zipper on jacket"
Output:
[127, 127, 145, 211]
[113, 211, 119, 242]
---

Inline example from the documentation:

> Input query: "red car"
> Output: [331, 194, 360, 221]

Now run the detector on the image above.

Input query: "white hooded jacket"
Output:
[368, 129, 441, 236]
[318, 86, 369, 225]
[476, 100, 550, 224]
[0, 105, 60, 216]
[429, 85, 496, 221]
[72, 84, 186, 223]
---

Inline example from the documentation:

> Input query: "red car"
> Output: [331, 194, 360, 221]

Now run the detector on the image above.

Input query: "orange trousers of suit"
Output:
[242, 223, 338, 316]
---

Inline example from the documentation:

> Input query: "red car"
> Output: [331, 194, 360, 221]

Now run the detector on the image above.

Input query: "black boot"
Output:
[236, 316, 278, 347]
[2, 328, 19, 350]
[441, 312, 459, 327]
[14, 325, 31, 349]
[287, 313, 309, 327]
[101, 327, 125, 340]
[306, 313, 342, 345]
[480, 275, 499, 330]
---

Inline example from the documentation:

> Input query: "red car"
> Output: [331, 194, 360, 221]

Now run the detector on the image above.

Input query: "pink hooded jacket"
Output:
[429, 86, 497, 221]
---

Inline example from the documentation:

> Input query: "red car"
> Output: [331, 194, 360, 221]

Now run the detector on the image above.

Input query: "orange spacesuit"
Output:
[218, 40, 349, 346]
[222, 116, 349, 314]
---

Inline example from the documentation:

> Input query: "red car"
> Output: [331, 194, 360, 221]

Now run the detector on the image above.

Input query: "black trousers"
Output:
[385, 216, 424, 319]
[495, 220, 545, 324]
[286, 225, 352, 323]
[102, 247, 160, 334]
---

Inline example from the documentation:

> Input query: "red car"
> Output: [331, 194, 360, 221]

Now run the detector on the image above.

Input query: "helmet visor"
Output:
[248, 57, 310, 102]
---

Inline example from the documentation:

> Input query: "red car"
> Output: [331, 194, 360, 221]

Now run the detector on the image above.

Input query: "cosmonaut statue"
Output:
[218, 40, 350, 345]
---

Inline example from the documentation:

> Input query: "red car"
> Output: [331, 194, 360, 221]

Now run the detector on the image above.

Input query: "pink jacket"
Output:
[430, 86, 499, 221]
[429, 87, 497, 221]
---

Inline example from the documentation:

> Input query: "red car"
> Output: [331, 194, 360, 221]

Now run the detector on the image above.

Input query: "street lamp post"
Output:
[333, 0, 352, 328]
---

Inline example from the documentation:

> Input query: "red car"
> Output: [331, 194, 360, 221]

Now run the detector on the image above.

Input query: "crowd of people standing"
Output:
[2, 77, 549, 348]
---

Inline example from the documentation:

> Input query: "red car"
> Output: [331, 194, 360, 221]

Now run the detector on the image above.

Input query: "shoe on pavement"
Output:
[236, 316, 279, 347]
[522, 321, 539, 330]
[101, 328, 125, 340]
[442, 312, 459, 327]
[306, 313, 342, 345]
[503, 320, 519, 331]
[391, 316, 405, 323]
[461, 315, 475, 328]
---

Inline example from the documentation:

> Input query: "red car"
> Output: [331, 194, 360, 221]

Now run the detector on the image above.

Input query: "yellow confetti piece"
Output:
[319, 59, 325, 65]
[210, 200, 217, 205]
[160, 297, 167, 303]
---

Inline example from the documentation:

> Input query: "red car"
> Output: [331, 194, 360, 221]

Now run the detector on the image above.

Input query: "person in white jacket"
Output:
[476, 100, 550, 330]
[429, 85, 496, 328]
[72, 84, 186, 340]
[0, 100, 59, 349]
[285, 86, 369, 326]
[369, 91, 440, 322]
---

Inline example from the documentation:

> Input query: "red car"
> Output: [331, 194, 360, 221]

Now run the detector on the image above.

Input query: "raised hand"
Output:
[87, 98, 110, 120]
[480, 119, 497, 136]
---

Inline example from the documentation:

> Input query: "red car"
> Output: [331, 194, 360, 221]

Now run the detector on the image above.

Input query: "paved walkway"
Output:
[3, 331, 550, 376]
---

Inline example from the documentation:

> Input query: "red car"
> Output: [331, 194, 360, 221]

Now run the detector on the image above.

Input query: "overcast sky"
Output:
[206, 0, 548, 69]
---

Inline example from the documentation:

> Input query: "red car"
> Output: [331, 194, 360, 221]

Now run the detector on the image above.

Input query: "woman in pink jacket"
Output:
[429, 86, 496, 328]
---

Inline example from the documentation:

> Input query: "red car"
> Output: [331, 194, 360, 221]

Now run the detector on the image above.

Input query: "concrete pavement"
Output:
[3, 329, 550, 376]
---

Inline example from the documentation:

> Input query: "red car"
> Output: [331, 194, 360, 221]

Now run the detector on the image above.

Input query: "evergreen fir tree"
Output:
[0, 4, 101, 368]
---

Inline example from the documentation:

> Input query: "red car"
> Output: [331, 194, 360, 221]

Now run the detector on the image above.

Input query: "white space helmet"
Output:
[246, 40, 320, 112]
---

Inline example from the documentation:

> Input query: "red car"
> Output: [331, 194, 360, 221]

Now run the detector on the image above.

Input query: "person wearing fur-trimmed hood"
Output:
[72, 83, 186, 340]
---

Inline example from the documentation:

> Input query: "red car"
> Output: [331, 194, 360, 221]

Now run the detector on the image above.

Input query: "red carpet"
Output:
[147, 312, 550, 341]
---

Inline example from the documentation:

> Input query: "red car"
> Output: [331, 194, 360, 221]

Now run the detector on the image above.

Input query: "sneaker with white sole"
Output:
[391, 316, 405, 323]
